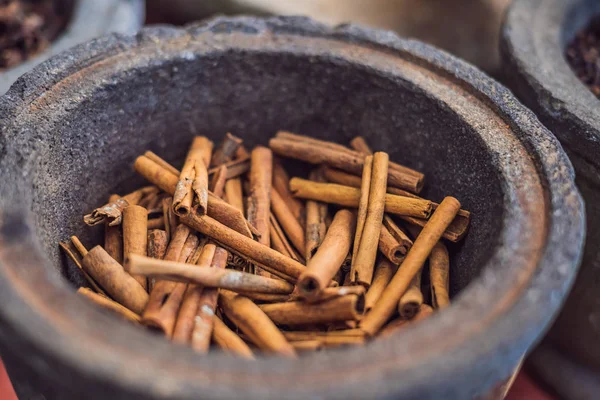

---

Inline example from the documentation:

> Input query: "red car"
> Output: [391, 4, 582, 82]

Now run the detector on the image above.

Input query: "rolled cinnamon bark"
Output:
[282, 330, 366, 347]
[271, 188, 305, 253]
[219, 290, 296, 357]
[360, 197, 461, 336]
[225, 177, 244, 213]
[430, 241, 450, 308]
[322, 167, 470, 242]
[351, 152, 389, 287]
[147, 217, 165, 230]
[247, 146, 273, 248]
[379, 304, 434, 338]
[171, 243, 216, 344]
[78, 287, 141, 323]
[297, 209, 356, 300]
[351, 155, 372, 273]
[211, 315, 255, 359]
[259, 294, 364, 326]
[289, 178, 432, 219]
[122, 205, 149, 290]
[208, 156, 250, 180]
[173, 136, 213, 216]
[276, 131, 357, 155]
[82, 246, 148, 314]
[270, 137, 422, 193]
[305, 169, 328, 261]
[180, 213, 305, 282]
[144, 150, 180, 176]
[104, 194, 123, 263]
[364, 259, 397, 312]
[378, 227, 405, 265]
[273, 159, 304, 224]
[83, 186, 155, 226]
[398, 272, 423, 319]
[59, 239, 106, 295]
[383, 216, 413, 254]
[349, 135, 424, 180]
[162, 197, 178, 242]
[147, 229, 168, 292]
[210, 165, 228, 198]
[269, 213, 303, 263]
[301, 285, 366, 304]
[232, 291, 290, 303]
[128, 254, 294, 294]
[134, 155, 252, 237]
[191, 246, 229, 352]
[211, 132, 243, 167]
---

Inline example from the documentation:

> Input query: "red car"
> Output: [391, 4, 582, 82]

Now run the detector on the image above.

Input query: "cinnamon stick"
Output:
[78, 287, 141, 323]
[147, 217, 165, 230]
[269, 213, 303, 263]
[122, 205, 149, 290]
[297, 209, 356, 300]
[379, 304, 434, 338]
[351, 155, 372, 273]
[104, 194, 123, 263]
[323, 167, 416, 199]
[271, 188, 305, 253]
[211, 315, 255, 359]
[173, 136, 213, 216]
[364, 259, 397, 312]
[225, 177, 244, 213]
[350, 152, 389, 287]
[282, 330, 366, 347]
[147, 229, 168, 292]
[144, 150, 180, 176]
[191, 246, 229, 352]
[270, 136, 422, 193]
[219, 290, 296, 357]
[59, 238, 106, 295]
[180, 213, 305, 282]
[430, 241, 450, 308]
[300, 285, 366, 304]
[83, 186, 155, 226]
[383, 216, 413, 254]
[82, 246, 148, 314]
[162, 197, 178, 242]
[209, 165, 228, 198]
[208, 156, 250, 180]
[290, 340, 324, 352]
[211, 132, 243, 167]
[360, 197, 461, 336]
[127, 254, 294, 294]
[305, 169, 328, 261]
[398, 272, 423, 319]
[259, 294, 364, 326]
[247, 146, 273, 248]
[289, 178, 432, 219]
[378, 226, 405, 265]
[273, 159, 304, 224]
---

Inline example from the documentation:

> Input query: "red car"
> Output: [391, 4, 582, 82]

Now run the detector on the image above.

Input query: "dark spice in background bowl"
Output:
[0, 0, 68, 70]
[566, 16, 600, 98]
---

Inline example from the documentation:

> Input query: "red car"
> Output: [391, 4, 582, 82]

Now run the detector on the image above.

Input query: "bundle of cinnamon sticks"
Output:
[60, 131, 470, 358]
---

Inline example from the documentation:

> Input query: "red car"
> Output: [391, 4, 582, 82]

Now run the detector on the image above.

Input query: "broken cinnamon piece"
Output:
[211, 133, 243, 167]
[122, 205, 149, 290]
[78, 287, 141, 323]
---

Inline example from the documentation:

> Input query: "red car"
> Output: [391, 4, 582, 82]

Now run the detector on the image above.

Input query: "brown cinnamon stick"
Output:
[270, 136, 422, 193]
[430, 241, 450, 308]
[78, 287, 141, 323]
[271, 188, 305, 253]
[259, 294, 364, 325]
[350, 152, 389, 287]
[269, 213, 304, 263]
[351, 155, 372, 273]
[180, 213, 305, 282]
[83, 186, 155, 226]
[104, 194, 123, 263]
[398, 272, 423, 319]
[59, 238, 106, 295]
[297, 209, 356, 300]
[378, 226, 405, 265]
[349, 136, 424, 180]
[247, 146, 273, 247]
[282, 330, 366, 347]
[162, 197, 178, 242]
[305, 169, 328, 261]
[127, 254, 294, 294]
[82, 246, 148, 314]
[383, 216, 413, 254]
[209, 165, 228, 198]
[147, 229, 168, 292]
[289, 178, 432, 219]
[225, 177, 244, 213]
[144, 151, 180, 176]
[219, 290, 296, 357]
[323, 167, 416, 199]
[211, 315, 255, 359]
[379, 304, 434, 338]
[211, 133, 243, 167]
[360, 197, 461, 336]
[364, 259, 397, 312]
[173, 136, 213, 216]
[290, 340, 324, 352]
[122, 205, 149, 290]
[273, 159, 304, 224]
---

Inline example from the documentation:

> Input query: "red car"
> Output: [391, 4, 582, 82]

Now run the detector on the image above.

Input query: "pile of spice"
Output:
[60, 132, 470, 358]
[566, 17, 600, 98]
[0, 0, 68, 70]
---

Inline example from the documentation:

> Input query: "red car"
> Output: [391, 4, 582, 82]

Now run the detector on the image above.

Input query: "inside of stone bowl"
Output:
[31, 51, 503, 306]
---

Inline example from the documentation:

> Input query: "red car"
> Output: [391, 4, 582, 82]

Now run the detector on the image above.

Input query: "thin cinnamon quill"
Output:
[225, 177, 244, 213]
[173, 136, 213, 216]
[305, 169, 328, 261]
[360, 197, 461, 336]
[162, 197, 178, 242]
[78, 287, 141, 323]
[269, 135, 422, 193]
[349, 136, 424, 180]
[83, 186, 156, 226]
[211, 132, 242, 167]
[273, 159, 304, 224]
[128, 254, 295, 294]
[398, 272, 423, 319]
[144, 151, 180, 176]
[122, 205, 149, 290]
[289, 178, 432, 219]
[282, 330, 366, 347]
[350, 152, 389, 287]
[430, 241, 451, 308]
[211, 315, 255, 359]
[364, 259, 397, 312]
[297, 209, 356, 300]
[104, 194, 123, 263]
[59, 238, 106, 295]
[82, 246, 148, 314]
[379, 304, 434, 338]
[219, 290, 296, 357]
[271, 187, 305, 253]
[147, 229, 168, 292]
[269, 213, 304, 263]
[351, 155, 372, 275]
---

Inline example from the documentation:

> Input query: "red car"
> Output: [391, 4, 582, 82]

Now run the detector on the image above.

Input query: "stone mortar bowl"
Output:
[0, 16, 584, 400]
[0, 0, 145, 95]
[501, 0, 600, 393]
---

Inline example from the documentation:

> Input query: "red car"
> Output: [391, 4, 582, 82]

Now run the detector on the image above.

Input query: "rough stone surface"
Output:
[0, 16, 585, 399]
[501, 0, 600, 386]
[0, 0, 145, 95]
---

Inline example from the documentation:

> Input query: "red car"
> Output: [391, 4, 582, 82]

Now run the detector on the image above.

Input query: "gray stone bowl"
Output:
[0, 0, 145, 95]
[501, 0, 600, 396]
[0, 16, 584, 399]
